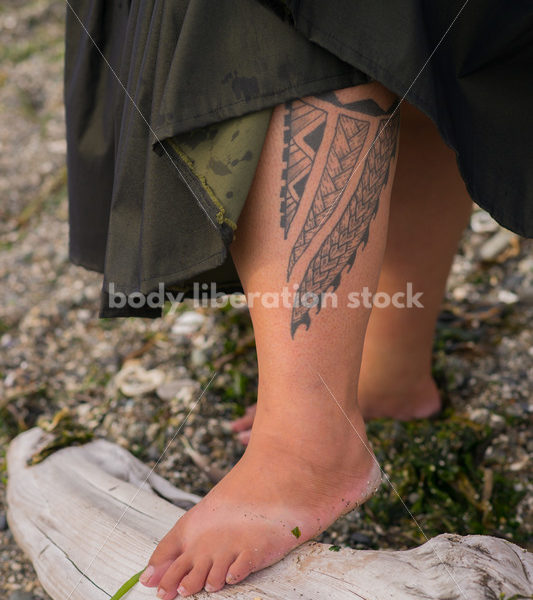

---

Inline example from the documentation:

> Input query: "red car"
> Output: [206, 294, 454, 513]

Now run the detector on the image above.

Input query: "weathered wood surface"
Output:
[7, 428, 533, 599]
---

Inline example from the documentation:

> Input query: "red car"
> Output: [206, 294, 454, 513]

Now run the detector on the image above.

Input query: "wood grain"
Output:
[7, 428, 533, 599]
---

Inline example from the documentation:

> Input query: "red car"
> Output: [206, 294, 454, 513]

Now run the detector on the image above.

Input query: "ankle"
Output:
[249, 402, 374, 479]
[359, 374, 441, 420]
[360, 369, 434, 394]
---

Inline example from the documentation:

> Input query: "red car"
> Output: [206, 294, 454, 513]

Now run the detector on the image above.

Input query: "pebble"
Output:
[146, 445, 161, 461]
[171, 311, 206, 336]
[190, 348, 207, 368]
[489, 414, 506, 429]
[478, 229, 517, 261]
[114, 361, 165, 396]
[497, 289, 519, 304]
[156, 379, 195, 402]
[470, 210, 499, 233]
[127, 423, 145, 439]
[8, 592, 35, 600]
[518, 257, 533, 274]
[350, 533, 372, 546]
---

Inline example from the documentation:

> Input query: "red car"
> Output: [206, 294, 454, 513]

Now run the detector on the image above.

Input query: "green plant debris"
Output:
[80, 363, 112, 390]
[363, 412, 527, 547]
[110, 570, 143, 600]
[0, 319, 10, 335]
[27, 408, 94, 466]
[328, 545, 341, 552]
[232, 403, 246, 418]
[291, 526, 301, 539]
[223, 338, 237, 354]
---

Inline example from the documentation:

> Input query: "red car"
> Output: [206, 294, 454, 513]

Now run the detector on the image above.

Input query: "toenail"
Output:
[204, 583, 217, 592]
[226, 573, 236, 584]
[156, 588, 167, 599]
[177, 585, 188, 596]
[139, 565, 154, 585]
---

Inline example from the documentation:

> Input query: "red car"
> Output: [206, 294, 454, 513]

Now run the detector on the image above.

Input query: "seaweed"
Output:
[363, 412, 528, 547]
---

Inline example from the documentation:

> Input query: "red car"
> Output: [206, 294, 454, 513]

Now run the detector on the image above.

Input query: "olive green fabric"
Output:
[168, 108, 274, 230]
[64, 0, 533, 318]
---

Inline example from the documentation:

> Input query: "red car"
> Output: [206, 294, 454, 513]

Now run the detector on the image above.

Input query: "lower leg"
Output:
[233, 101, 472, 438]
[358, 101, 472, 419]
[143, 82, 399, 597]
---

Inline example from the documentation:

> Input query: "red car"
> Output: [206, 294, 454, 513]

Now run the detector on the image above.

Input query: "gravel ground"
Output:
[0, 3, 532, 599]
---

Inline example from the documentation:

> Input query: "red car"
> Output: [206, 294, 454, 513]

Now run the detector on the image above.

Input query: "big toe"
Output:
[139, 560, 173, 588]
[142, 528, 183, 587]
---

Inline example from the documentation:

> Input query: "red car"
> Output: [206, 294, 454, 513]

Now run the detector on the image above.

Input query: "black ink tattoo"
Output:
[287, 114, 369, 278]
[290, 114, 400, 337]
[279, 100, 327, 238]
[320, 92, 398, 117]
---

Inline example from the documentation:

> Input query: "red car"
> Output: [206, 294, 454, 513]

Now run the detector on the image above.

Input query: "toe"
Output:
[157, 555, 192, 600]
[146, 529, 183, 589]
[226, 551, 256, 585]
[139, 559, 173, 587]
[231, 405, 256, 432]
[176, 558, 212, 596]
[204, 553, 238, 592]
[149, 527, 183, 568]
[237, 429, 252, 445]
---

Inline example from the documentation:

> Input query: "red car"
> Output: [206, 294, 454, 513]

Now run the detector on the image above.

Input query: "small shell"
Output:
[114, 360, 165, 396]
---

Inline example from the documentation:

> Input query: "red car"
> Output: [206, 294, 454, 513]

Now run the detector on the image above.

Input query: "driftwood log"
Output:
[7, 428, 533, 600]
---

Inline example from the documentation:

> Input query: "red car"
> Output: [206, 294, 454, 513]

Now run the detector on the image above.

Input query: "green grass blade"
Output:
[110, 570, 143, 600]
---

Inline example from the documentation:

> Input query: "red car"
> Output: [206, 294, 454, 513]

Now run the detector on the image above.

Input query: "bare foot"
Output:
[358, 375, 441, 420]
[140, 405, 380, 597]
[232, 377, 441, 444]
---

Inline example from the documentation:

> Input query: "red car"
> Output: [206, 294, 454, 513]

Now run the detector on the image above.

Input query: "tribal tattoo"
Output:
[287, 113, 369, 279]
[279, 100, 327, 239]
[279, 93, 400, 337]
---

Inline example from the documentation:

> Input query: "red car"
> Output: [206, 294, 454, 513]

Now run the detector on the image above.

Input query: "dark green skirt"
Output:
[64, 0, 533, 317]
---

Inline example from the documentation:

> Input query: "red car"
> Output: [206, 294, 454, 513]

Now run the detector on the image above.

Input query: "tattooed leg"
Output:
[142, 83, 397, 598]
[232, 102, 472, 442]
